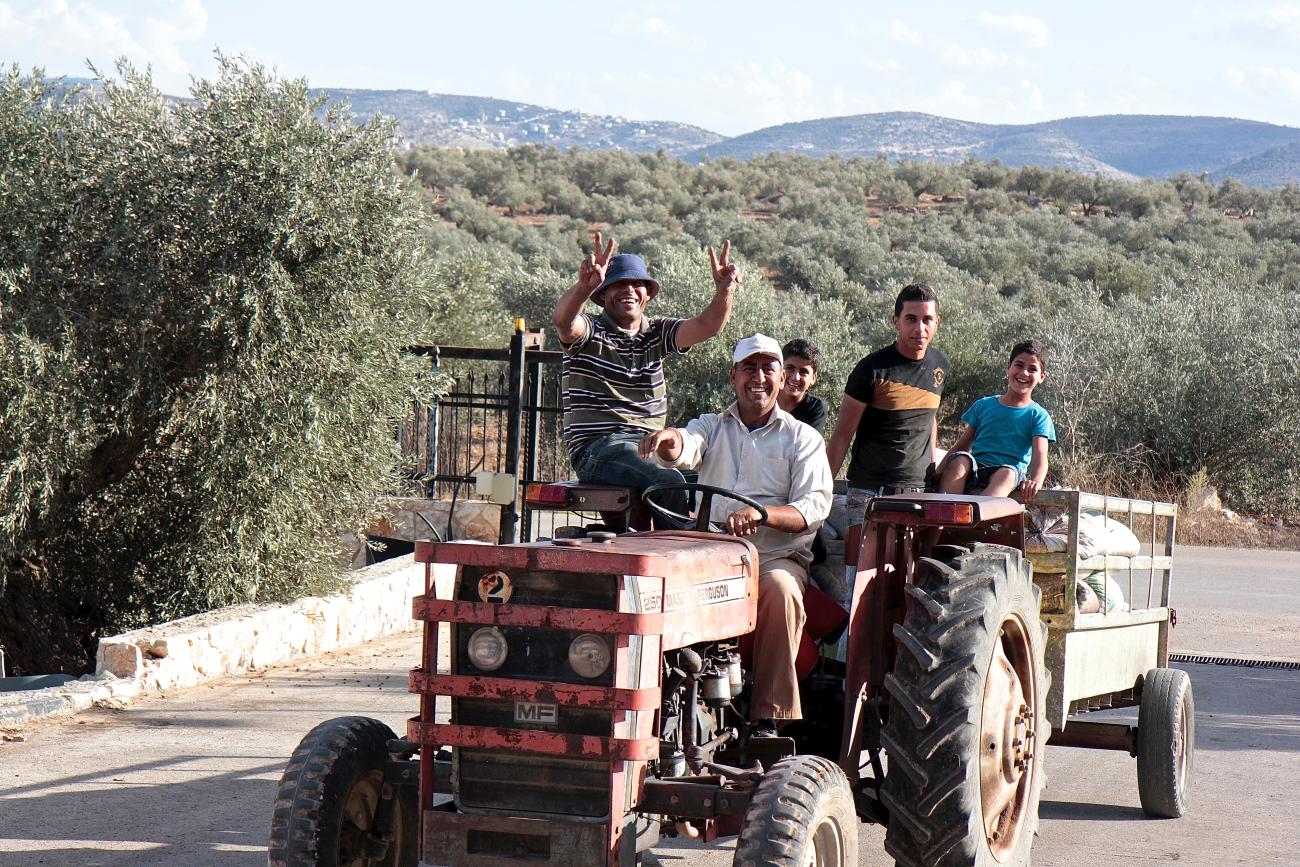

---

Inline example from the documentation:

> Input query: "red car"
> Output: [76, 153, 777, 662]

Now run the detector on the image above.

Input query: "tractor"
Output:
[268, 481, 1191, 866]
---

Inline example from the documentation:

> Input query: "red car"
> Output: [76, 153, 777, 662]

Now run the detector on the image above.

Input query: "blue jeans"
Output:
[572, 431, 688, 525]
[844, 484, 926, 529]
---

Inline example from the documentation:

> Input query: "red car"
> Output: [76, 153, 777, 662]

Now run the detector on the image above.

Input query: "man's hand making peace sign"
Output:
[578, 231, 617, 298]
[708, 239, 742, 294]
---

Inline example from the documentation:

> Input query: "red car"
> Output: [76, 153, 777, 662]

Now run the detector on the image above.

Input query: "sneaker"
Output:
[750, 719, 779, 739]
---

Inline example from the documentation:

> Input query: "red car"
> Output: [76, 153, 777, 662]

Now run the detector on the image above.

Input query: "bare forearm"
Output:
[826, 425, 853, 477]
[676, 287, 734, 349]
[826, 396, 865, 477]
[762, 504, 808, 533]
[552, 280, 591, 343]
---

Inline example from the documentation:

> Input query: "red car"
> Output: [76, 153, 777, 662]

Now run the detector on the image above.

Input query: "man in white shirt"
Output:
[638, 334, 833, 734]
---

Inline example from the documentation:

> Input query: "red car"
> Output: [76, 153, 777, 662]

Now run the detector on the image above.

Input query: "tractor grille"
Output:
[452, 566, 618, 818]
[456, 749, 609, 817]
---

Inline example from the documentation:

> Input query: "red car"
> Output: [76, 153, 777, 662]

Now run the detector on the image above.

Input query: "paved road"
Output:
[1, 545, 1297, 866]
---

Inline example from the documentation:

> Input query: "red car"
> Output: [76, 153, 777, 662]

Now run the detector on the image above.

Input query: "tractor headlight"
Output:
[467, 627, 508, 672]
[568, 633, 611, 679]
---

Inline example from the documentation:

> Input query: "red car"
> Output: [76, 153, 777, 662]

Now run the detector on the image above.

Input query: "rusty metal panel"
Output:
[423, 808, 610, 866]
[409, 720, 658, 761]
[408, 671, 658, 710]
[416, 534, 755, 583]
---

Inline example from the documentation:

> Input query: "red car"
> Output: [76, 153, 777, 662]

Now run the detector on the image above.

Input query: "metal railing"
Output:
[405, 327, 569, 544]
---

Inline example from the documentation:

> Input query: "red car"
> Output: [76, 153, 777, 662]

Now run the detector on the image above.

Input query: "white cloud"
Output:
[1224, 63, 1300, 101]
[888, 19, 923, 46]
[975, 11, 1050, 48]
[862, 56, 904, 77]
[886, 17, 1029, 70]
[1235, 3, 1300, 40]
[609, 11, 703, 49]
[0, 0, 208, 90]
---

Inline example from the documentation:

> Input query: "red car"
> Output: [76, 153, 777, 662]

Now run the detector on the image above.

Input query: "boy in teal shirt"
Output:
[937, 339, 1055, 501]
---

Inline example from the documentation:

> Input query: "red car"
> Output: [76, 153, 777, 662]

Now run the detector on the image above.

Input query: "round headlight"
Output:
[467, 627, 508, 672]
[568, 633, 611, 679]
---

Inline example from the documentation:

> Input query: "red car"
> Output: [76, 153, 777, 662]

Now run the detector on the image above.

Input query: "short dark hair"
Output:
[894, 282, 939, 317]
[782, 339, 822, 372]
[1009, 338, 1048, 371]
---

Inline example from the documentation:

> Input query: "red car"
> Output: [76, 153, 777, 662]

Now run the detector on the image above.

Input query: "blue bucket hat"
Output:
[592, 253, 661, 304]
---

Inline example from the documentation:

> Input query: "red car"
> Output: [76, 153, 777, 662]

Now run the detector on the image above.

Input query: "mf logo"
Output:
[514, 701, 558, 725]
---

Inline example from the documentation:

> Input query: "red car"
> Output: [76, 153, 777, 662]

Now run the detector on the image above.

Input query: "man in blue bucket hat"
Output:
[553, 231, 740, 524]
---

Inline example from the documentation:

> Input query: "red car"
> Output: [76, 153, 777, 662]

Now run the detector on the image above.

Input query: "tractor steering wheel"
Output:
[641, 482, 770, 534]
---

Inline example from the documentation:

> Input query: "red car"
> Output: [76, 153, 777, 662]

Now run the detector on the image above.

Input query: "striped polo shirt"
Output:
[561, 312, 687, 461]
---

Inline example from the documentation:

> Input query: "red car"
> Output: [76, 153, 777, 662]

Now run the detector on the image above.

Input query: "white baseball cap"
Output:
[732, 333, 783, 364]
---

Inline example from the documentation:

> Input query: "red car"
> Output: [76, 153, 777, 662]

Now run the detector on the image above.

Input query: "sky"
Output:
[4, 1, 1300, 136]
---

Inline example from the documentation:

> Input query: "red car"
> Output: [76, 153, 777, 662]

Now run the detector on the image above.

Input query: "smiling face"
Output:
[892, 300, 940, 360]
[600, 279, 650, 329]
[730, 354, 784, 423]
[1006, 351, 1047, 400]
[781, 355, 818, 404]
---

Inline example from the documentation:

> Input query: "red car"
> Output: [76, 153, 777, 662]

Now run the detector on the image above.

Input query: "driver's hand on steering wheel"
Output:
[724, 506, 765, 536]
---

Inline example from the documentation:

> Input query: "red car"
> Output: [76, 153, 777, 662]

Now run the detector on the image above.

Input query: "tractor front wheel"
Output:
[733, 754, 858, 867]
[880, 544, 1048, 867]
[268, 716, 417, 867]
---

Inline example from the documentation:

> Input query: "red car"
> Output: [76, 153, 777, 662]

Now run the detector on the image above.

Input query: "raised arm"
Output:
[675, 240, 740, 349]
[826, 395, 867, 478]
[552, 232, 616, 345]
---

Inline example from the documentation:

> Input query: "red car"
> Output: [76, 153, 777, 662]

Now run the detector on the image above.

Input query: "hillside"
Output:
[308, 88, 724, 157]
[1211, 140, 1300, 188]
[51, 77, 1300, 186]
[686, 111, 1300, 184]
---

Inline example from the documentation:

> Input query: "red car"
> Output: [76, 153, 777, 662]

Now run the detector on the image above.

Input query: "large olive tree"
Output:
[0, 60, 432, 674]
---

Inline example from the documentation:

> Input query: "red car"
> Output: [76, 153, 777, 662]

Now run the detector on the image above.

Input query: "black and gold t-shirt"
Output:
[843, 344, 949, 488]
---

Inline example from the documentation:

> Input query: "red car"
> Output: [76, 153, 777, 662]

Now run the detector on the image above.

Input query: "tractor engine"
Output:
[658, 642, 744, 777]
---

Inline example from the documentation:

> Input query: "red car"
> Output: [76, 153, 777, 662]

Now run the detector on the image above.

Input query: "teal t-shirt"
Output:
[962, 396, 1055, 474]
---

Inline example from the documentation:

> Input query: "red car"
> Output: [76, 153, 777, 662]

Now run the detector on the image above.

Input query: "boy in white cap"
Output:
[638, 334, 833, 735]
[553, 232, 739, 517]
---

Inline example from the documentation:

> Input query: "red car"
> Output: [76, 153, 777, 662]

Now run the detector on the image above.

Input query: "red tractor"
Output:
[269, 482, 1190, 866]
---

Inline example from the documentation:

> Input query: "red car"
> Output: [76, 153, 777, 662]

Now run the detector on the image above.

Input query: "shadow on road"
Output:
[0, 755, 282, 867]
[1039, 799, 1148, 822]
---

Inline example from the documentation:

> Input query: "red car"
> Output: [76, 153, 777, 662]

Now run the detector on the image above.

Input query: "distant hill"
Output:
[43, 77, 1300, 187]
[307, 88, 724, 158]
[686, 111, 1300, 184]
[1211, 140, 1300, 188]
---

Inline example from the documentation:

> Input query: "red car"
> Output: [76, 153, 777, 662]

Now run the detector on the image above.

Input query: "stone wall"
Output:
[95, 554, 455, 693]
[344, 497, 501, 567]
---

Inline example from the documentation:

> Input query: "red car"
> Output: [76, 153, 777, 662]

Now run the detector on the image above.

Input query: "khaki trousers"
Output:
[751, 556, 807, 721]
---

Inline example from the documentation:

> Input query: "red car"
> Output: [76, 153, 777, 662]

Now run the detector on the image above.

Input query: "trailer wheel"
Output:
[733, 754, 858, 867]
[1137, 667, 1194, 818]
[880, 544, 1048, 867]
[269, 716, 417, 867]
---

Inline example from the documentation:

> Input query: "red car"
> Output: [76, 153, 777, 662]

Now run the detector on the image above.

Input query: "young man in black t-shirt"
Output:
[826, 283, 949, 528]
[778, 338, 828, 434]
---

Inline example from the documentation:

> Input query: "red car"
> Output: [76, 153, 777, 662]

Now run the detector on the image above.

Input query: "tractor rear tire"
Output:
[1136, 667, 1194, 818]
[733, 754, 858, 867]
[269, 716, 417, 867]
[880, 544, 1048, 867]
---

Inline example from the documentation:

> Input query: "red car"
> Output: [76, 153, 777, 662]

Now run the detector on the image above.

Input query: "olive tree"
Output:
[0, 60, 432, 673]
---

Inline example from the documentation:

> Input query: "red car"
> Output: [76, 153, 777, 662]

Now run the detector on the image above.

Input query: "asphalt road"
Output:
[1, 544, 1297, 867]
